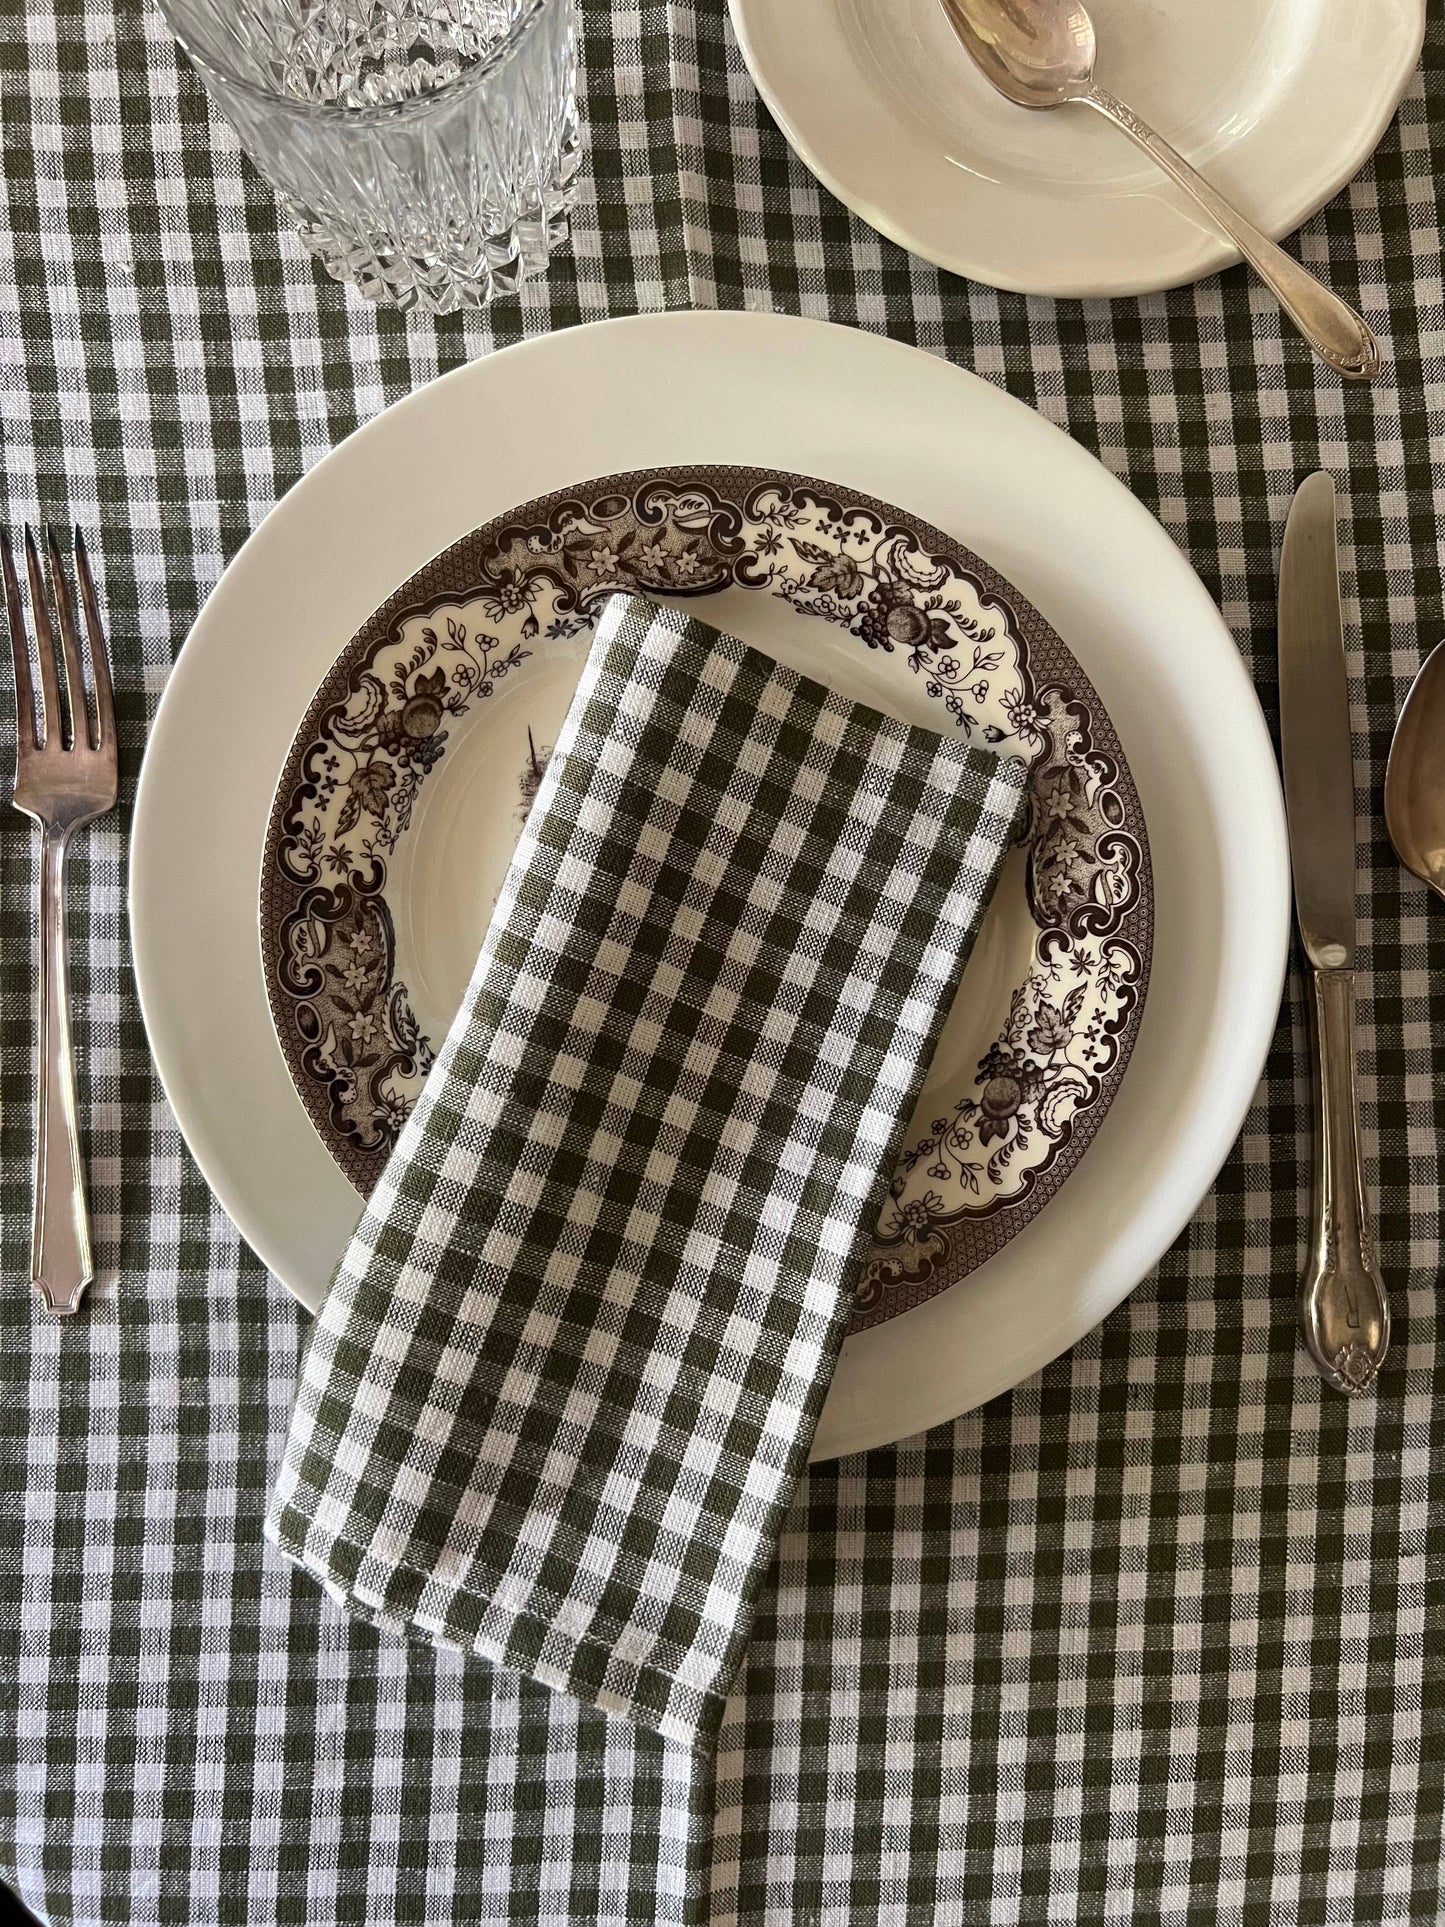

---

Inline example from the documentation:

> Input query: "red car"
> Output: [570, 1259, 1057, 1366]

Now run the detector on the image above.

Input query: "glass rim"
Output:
[156, 0, 558, 125]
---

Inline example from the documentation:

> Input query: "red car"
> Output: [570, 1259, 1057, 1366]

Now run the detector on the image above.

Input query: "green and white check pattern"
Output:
[2, 1, 1443, 1921]
[270, 595, 1024, 1747]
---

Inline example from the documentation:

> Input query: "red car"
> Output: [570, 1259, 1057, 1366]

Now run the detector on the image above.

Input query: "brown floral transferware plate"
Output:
[260, 467, 1152, 1331]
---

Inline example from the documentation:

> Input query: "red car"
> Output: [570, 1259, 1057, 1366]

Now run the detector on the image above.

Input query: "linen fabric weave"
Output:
[3, 1, 1445, 1921]
[270, 594, 1026, 1746]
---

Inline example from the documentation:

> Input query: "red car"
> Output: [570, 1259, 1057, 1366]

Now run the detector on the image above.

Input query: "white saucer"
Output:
[130, 311, 1289, 1458]
[728, 0, 1424, 297]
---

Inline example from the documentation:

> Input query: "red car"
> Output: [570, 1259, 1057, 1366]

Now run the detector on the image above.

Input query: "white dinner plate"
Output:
[130, 311, 1289, 1458]
[728, 0, 1424, 298]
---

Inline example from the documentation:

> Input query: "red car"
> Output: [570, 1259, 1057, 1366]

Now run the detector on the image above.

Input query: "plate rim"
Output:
[129, 309, 1290, 1458]
[255, 459, 1155, 1332]
[726, 0, 1426, 298]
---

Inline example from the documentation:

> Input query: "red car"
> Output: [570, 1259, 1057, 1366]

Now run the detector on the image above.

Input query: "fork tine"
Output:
[73, 529, 113, 752]
[1, 530, 36, 752]
[46, 524, 90, 750]
[23, 525, 63, 749]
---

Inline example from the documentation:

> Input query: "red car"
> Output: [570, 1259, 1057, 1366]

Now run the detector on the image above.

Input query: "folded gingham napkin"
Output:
[268, 593, 1027, 1747]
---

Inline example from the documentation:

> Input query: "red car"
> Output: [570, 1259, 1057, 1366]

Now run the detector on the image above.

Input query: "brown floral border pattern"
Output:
[260, 468, 1152, 1331]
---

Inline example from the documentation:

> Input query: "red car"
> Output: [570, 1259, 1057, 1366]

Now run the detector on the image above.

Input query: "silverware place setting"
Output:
[4, 528, 116, 1318]
[1277, 474, 1389, 1394]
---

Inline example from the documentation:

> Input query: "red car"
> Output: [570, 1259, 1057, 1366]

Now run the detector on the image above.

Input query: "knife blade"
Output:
[1278, 470, 1356, 970]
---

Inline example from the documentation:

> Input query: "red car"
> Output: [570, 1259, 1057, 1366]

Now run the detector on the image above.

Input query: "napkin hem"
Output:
[268, 1501, 730, 1752]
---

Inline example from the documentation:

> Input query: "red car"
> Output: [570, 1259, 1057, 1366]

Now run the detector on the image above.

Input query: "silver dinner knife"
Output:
[1277, 471, 1389, 1393]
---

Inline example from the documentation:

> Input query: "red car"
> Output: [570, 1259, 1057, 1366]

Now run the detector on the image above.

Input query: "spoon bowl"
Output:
[1384, 639, 1445, 902]
[939, 0, 1096, 109]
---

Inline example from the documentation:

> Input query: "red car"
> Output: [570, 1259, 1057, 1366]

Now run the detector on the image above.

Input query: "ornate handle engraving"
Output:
[1083, 86, 1381, 382]
[1298, 968, 1389, 1394]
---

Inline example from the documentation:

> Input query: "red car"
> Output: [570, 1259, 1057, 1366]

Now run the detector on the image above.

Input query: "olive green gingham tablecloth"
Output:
[2, 0, 1443, 1920]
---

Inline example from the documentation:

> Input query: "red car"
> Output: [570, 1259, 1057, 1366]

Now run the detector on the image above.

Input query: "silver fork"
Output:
[4, 528, 117, 1315]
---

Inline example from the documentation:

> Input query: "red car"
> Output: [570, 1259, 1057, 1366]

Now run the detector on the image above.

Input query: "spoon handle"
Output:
[1082, 85, 1381, 381]
[1299, 966, 1390, 1394]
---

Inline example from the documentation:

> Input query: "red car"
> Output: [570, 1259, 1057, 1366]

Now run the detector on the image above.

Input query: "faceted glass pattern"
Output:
[158, 0, 580, 312]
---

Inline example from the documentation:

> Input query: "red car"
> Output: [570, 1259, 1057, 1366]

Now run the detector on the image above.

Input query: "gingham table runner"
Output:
[270, 594, 1025, 1746]
[2, 2, 1443, 1922]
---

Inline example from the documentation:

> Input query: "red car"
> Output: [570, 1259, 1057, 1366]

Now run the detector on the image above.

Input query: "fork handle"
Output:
[1081, 85, 1381, 381]
[33, 825, 92, 1314]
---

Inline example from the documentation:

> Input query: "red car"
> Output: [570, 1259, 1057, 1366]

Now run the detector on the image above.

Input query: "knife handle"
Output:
[1299, 967, 1389, 1394]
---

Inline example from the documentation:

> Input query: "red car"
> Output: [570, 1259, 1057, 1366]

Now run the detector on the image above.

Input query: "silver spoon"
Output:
[1385, 640, 1445, 900]
[938, 0, 1381, 381]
